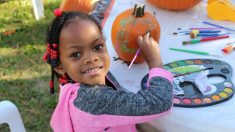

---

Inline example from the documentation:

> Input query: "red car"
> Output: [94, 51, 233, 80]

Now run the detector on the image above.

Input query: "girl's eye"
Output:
[70, 52, 81, 58]
[94, 44, 103, 51]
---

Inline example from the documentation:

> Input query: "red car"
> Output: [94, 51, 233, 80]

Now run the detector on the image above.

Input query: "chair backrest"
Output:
[0, 100, 26, 132]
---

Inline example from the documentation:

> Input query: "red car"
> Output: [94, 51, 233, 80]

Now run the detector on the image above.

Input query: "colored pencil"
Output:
[183, 35, 229, 45]
[169, 48, 221, 57]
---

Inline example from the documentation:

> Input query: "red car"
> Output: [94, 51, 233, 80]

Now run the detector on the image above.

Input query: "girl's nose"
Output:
[84, 54, 99, 64]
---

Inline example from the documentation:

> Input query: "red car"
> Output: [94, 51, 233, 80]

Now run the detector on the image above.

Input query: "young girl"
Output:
[43, 8, 173, 132]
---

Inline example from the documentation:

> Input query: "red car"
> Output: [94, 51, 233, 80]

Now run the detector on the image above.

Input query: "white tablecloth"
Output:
[103, 0, 235, 131]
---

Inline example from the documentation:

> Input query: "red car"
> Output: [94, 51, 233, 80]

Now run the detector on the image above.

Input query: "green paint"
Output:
[169, 63, 178, 68]
[118, 30, 126, 41]
[163, 66, 171, 70]
[185, 60, 194, 64]
[169, 65, 204, 74]
[120, 19, 128, 26]
[177, 61, 186, 66]
[120, 16, 134, 26]
[120, 43, 136, 54]
[224, 88, 233, 93]
[115, 16, 158, 54]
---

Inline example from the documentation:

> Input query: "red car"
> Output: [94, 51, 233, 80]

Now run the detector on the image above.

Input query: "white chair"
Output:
[0, 100, 26, 132]
[31, 0, 44, 20]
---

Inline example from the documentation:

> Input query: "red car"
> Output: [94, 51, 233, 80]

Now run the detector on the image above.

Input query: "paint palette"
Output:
[141, 59, 234, 107]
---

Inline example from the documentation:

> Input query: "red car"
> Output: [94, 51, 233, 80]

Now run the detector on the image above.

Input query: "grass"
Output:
[0, 0, 61, 131]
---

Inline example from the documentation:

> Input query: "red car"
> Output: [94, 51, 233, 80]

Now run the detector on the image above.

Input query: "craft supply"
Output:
[190, 33, 229, 38]
[195, 19, 235, 32]
[128, 32, 150, 68]
[177, 27, 222, 30]
[191, 29, 221, 34]
[190, 33, 221, 38]
[128, 49, 140, 68]
[174, 29, 221, 35]
[183, 35, 229, 45]
[222, 42, 235, 54]
[169, 48, 221, 57]
[141, 59, 234, 107]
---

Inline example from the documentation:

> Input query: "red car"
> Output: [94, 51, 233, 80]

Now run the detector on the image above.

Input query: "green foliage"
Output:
[23, 44, 40, 55]
[0, 0, 61, 131]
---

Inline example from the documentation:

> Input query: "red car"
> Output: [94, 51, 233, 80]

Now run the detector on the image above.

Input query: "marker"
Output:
[169, 48, 221, 57]
[183, 35, 229, 45]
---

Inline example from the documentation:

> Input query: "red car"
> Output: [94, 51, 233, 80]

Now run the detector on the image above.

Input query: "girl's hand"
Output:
[137, 33, 163, 69]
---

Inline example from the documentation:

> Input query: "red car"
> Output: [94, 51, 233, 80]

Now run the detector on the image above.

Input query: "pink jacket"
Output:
[51, 68, 173, 132]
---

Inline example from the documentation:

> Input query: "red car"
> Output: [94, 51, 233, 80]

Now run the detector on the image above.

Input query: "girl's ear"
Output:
[54, 64, 66, 75]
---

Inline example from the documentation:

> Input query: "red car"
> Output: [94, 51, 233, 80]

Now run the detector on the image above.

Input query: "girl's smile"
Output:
[81, 66, 103, 76]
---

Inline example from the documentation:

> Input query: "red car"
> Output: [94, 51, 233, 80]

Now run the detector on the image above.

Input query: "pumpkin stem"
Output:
[133, 4, 145, 17]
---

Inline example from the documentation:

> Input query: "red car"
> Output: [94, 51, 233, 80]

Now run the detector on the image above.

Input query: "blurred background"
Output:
[0, 0, 61, 131]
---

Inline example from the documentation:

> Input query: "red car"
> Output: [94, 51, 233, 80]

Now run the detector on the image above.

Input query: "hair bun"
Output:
[54, 8, 63, 17]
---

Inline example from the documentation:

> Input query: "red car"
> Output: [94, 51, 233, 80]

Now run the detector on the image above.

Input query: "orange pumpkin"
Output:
[111, 4, 160, 63]
[60, 0, 99, 13]
[147, 0, 201, 11]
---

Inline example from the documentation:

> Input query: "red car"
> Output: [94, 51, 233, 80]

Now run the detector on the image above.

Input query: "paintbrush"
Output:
[169, 48, 222, 57]
[194, 19, 235, 32]
[128, 32, 150, 68]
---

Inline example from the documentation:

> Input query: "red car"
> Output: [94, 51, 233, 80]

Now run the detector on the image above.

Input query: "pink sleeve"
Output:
[70, 107, 172, 128]
[146, 67, 173, 87]
[50, 83, 80, 132]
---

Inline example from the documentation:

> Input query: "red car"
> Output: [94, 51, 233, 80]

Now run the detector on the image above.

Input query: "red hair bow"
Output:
[54, 8, 62, 17]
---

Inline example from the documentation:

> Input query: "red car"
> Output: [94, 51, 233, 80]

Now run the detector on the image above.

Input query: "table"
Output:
[102, 0, 235, 131]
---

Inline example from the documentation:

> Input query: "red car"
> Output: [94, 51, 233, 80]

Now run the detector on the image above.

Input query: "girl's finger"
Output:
[146, 32, 150, 38]
[143, 32, 150, 43]
[137, 36, 143, 46]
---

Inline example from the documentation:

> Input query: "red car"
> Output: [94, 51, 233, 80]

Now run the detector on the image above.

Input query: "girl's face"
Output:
[56, 19, 110, 85]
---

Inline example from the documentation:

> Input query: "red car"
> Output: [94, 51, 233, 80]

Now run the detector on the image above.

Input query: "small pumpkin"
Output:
[111, 4, 160, 63]
[60, 0, 99, 13]
[147, 0, 201, 11]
